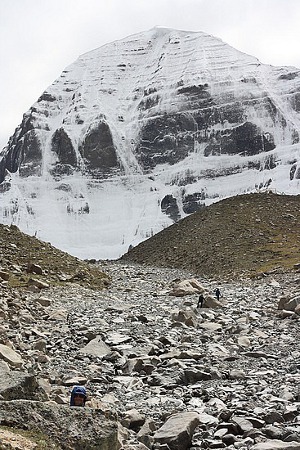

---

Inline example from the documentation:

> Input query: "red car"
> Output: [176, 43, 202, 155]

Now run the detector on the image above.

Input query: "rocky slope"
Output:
[0, 27, 300, 259]
[0, 223, 110, 290]
[0, 208, 300, 449]
[0, 261, 300, 449]
[122, 191, 300, 280]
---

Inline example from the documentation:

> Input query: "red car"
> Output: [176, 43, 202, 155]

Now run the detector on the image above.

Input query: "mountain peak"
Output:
[0, 29, 299, 259]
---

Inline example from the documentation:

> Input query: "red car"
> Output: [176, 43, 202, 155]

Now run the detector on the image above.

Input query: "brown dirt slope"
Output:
[121, 192, 300, 280]
[0, 224, 110, 289]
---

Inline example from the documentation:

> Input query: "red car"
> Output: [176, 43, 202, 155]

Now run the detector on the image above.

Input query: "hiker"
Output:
[70, 385, 87, 407]
[215, 288, 221, 301]
[197, 293, 204, 308]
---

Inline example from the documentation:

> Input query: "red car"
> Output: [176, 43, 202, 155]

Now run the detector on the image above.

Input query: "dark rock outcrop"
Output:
[79, 121, 120, 176]
[161, 194, 180, 222]
[138, 112, 197, 170]
[51, 128, 77, 177]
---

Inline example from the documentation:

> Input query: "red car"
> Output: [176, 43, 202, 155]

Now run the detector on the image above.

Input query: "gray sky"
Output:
[1, 0, 300, 150]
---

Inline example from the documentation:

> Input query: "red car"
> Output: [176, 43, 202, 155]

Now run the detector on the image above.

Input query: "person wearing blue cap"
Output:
[70, 386, 87, 407]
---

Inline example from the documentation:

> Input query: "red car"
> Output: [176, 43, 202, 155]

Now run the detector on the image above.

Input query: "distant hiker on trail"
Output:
[215, 288, 221, 301]
[197, 294, 204, 308]
[70, 386, 87, 407]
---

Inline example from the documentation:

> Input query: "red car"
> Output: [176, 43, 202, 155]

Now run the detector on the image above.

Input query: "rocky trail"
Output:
[0, 260, 300, 449]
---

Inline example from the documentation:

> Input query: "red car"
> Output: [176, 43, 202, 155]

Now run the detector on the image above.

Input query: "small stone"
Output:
[36, 297, 52, 307]
[63, 377, 87, 386]
[222, 434, 236, 445]
[0, 271, 10, 281]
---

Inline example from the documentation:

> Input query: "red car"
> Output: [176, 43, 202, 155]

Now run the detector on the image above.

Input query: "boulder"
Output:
[188, 279, 205, 291]
[231, 415, 254, 433]
[238, 336, 251, 347]
[171, 309, 197, 327]
[31, 339, 47, 351]
[121, 408, 146, 431]
[105, 331, 132, 345]
[295, 304, 300, 315]
[284, 296, 300, 311]
[0, 343, 24, 368]
[137, 419, 156, 447]
[263, 409, 285, 424]
[63, 376, 88, 386]
[278, 295, 300, 311]
[183, 368, 220, 383]
[48, 308, 68, 321]
[36, 296, 52, 307]
[169, 279, 204, 296]
[228, 369, 246, 379]
[27, 278, 49, 289]
[27, 263, 43, 275]
[203, 294, 223, 308]
[198, 321, 222, 331]
[121, 443, 149, 450]
[0, 400, 118, 450]
[124, 358, 145, 375]
[153, 411, 199, 450]
[80, 336, 111, 358]
[0, 363, 46, 401]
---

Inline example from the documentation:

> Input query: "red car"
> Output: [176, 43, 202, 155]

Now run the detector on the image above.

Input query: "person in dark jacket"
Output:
[70, 386, 87, 407]
[197, 294, 204, 308]
[215, 288, 221, 301]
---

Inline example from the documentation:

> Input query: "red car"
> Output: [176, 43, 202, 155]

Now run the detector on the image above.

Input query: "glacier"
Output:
[0, 27, 300, 259]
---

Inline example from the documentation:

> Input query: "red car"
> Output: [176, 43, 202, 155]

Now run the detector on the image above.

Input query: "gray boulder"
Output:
[153, 411, 199, 450]
[169, 279, 204, 296]
[203, 294, 223, 308]
[121, 408, 145, 431]
[0, 364, 45, 401]
[278, 295, 300, 312]
[0, 400, 118, 450]
[171, 309, 197, 327]
[80, 336, 111, 358]
[0, 344, 24, 368]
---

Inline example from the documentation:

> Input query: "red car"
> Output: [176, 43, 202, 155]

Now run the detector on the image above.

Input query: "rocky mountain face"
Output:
[0, 27, 300, 259]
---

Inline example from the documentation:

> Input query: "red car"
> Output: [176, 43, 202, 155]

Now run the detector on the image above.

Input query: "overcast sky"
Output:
[1, 0, 300, 150]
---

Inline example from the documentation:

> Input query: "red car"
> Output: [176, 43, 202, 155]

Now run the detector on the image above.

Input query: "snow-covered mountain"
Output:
[1, 27, 300, 259]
